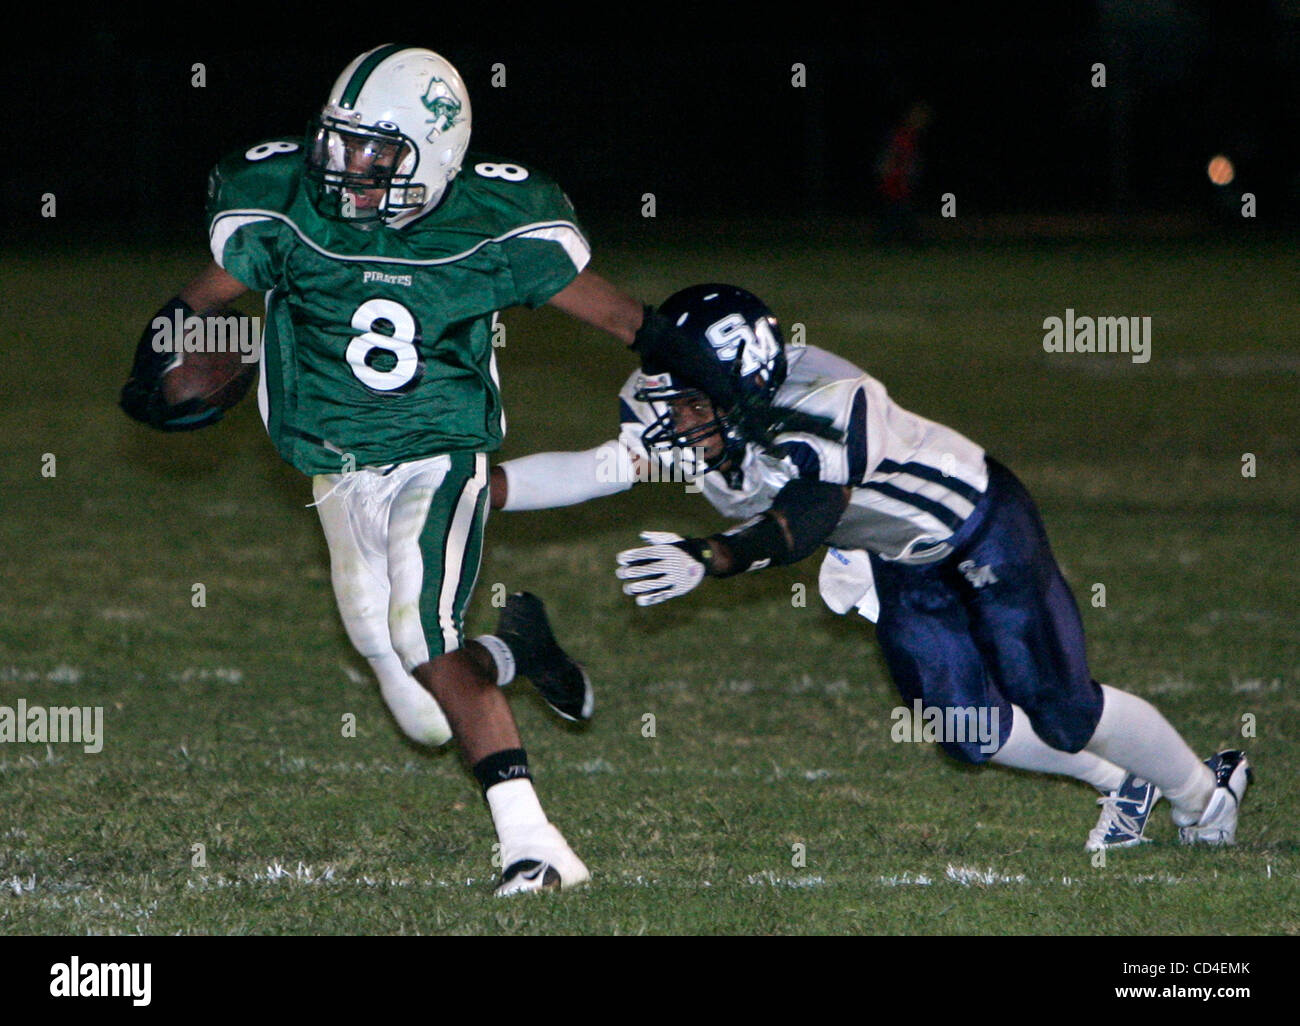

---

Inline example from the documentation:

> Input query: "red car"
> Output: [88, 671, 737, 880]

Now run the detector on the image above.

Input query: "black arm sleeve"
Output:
[119, 297, 224, 432]
[704, 479, 850, 576]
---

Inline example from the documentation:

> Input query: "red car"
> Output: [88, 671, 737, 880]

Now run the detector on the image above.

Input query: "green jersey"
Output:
[206, 140, 590, 475]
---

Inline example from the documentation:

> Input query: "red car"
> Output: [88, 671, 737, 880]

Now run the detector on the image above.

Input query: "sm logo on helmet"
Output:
[422, 77, 462, 140]
[704, 314, 781, 378]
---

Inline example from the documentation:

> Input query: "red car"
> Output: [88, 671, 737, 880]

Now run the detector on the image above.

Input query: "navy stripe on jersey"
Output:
[877, 459, 983, 505]
[619, 398, 640, 425]
[780, 440, 822, 480]
[846, 388, 868, 482]
[863, 480, 965, 532]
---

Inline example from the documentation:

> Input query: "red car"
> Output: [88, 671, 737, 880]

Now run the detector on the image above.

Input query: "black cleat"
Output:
[495, 859, 564, 896]
[495, 592, 594, 723]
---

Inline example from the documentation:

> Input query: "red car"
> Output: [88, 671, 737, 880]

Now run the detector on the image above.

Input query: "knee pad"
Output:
[388, 598, 433, 674]
[368, 651, 452, 747]
[1020, 706, 1094, 754]
[319, 510, 394, 659]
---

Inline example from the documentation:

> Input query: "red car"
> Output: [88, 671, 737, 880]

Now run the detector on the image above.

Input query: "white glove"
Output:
[615, 531, 707, 606]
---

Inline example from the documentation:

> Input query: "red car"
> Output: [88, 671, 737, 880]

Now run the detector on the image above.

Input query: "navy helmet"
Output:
[635, 284, 787, 471]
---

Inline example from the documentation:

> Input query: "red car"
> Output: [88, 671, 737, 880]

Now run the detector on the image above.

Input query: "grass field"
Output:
[0, 234, 1296, 935]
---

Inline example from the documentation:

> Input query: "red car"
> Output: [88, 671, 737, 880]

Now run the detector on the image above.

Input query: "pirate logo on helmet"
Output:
[422, 77, 463, 141]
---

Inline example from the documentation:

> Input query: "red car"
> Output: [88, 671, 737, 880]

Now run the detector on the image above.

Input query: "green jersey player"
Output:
[120, 44, 665, 895]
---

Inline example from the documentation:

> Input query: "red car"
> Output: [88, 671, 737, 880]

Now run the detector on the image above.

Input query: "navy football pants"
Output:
[868, 457, 1104, 764]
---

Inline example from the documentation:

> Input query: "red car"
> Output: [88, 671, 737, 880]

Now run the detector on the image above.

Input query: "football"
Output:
[161, 309, 258, 412]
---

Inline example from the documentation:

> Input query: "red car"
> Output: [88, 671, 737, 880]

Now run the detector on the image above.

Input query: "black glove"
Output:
[630, 305, 738, 408]
[119, 297, 224, 432]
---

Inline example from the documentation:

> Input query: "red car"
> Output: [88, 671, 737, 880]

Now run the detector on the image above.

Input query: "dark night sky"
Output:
[6, 2, 1296, 238]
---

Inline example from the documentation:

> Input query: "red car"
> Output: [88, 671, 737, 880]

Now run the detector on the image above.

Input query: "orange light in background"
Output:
[1207, 155, 1235, 186]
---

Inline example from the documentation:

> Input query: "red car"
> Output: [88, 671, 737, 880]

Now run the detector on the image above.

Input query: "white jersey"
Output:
[618, 346, 988, 565]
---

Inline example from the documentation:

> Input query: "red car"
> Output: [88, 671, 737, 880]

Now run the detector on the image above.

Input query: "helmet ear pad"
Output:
[436, 145, 461, 174]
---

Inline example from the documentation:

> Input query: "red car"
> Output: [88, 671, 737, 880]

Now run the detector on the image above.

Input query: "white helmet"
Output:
[306, 44, 472, 228]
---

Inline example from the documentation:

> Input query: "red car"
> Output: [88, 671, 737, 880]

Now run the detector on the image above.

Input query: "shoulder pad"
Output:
[446, 154, 574, 223]
[206, 139, 306, 219]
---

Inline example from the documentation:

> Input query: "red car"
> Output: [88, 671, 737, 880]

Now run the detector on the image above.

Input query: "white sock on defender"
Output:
[991, 704, 1127, 791]
[1085, 685, 1214, 816]
[486, 778, 549, 855]
[369, 651, 452, 746]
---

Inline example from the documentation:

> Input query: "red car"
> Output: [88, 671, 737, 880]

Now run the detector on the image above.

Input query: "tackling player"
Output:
[490, 283, 1253, 851]
[119, 45, 686, 895]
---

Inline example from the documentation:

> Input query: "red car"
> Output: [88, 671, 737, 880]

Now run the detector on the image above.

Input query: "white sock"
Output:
[369, 651, 452, 746]
[474, 634, 516, 687]
[991, 705, 1127, 791]
[486, 778, 550, 860]
[1085, 685, 1214, 816]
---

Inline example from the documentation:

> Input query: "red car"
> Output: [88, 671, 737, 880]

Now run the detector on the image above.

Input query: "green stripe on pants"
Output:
[417, 452, 489, 658]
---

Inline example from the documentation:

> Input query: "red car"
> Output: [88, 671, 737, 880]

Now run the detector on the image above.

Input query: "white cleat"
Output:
[1174, 750, 1253, 846]
[494, 823, 590, 896]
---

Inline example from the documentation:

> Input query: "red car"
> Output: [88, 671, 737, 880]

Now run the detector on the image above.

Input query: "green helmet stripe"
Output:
[339, 44, 412, 109]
